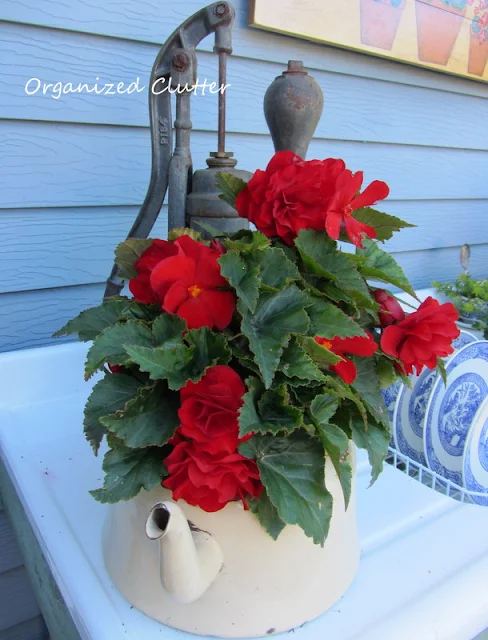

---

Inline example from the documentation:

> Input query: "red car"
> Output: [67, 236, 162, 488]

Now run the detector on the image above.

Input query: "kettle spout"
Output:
[145, 501, 224, 604]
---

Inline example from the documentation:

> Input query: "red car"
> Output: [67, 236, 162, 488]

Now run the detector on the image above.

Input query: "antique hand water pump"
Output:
[104, 1, 324, 299]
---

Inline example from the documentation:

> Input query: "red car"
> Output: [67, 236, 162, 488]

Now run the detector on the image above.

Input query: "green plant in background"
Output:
[434, 273, 488, 338]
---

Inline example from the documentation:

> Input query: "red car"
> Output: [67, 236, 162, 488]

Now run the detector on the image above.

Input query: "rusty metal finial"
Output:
[263, 60, 324, 159]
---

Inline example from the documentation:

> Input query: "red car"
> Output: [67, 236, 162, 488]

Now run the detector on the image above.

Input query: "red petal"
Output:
[331, 357, 357, 384]
[266, 151, 303, 174]
[380, 324, 405, 358]
[176, 297, 215, 329]
[352, 180, 389, 210]
[162, 282, 189, 314]
[198, 289, 236, 330]
[325, 211, 342, 240]
[150, 256, 196, 295]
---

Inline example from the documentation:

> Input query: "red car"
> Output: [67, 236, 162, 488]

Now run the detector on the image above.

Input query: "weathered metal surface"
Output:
[264, 60, 324, 159]
[104, 2, 235, 299]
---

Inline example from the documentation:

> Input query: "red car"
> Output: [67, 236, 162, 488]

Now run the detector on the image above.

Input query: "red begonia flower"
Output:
[129, 239, 178, 304]
[380, 296, 460, 376]
[325, 170, 389, 247]
[163, 436, 263, 512]
[235, 151, 345, 245]
[374, 289, 406, 326]
[315, 333, 378, 384]
[178, 365, 246, 455]
[150, 235, 235, 330]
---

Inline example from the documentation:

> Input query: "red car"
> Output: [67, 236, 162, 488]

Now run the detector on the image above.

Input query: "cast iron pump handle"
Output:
[104, 2, 234, 299]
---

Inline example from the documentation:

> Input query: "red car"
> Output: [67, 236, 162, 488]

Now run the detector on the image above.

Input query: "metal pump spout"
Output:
[145, 501, 224, 604]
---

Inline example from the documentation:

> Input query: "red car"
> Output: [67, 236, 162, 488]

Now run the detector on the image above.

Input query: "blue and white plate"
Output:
[452, 330, 478, 350]
[393, 368, 436, 466]
[424, 340, 488, 485]
[462, 396, 488, 505]
[382, 381, 402, 427]
[393, 330, 477, 465]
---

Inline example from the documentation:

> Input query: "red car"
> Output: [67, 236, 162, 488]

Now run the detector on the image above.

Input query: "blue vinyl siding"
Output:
[0, 0, 488, 356]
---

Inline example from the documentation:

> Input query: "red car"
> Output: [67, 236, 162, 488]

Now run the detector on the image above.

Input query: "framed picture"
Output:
[249, 0, 488, 81]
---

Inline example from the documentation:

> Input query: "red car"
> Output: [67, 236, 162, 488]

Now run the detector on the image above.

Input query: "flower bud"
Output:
[374, 289, 405, 326]
[210, 239, 226, 255]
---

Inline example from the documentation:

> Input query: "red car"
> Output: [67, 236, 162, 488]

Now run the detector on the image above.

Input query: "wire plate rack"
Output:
[386, 446, 488, 505]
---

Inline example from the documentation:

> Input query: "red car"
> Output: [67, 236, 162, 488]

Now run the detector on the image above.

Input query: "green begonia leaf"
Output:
[125, 327, 230, 390]
[100, 383, 179, 449]
[184, 328, 232, 377]
[298, 336, 342, 368]
[90, 445, 165, 503]
[215, 172, 247, 209]
[239, 433, 333, 546]
[349, 413, 390, 484]
[219, 251, 260, 312]
[351, 357, 390, 430]
[85, 320, 154, 379]
[239, 286, 311, 389]
[249, 491, 286, 540]
[255, 247, 300, 289]
[352, 207, 415, 242]
[357, 238, 416, 297]
[83, 372, 143, 454]
[224, 230, 270, 253]
[151, 314, 186, 346]
[53, 299, 132, 341]
[279, 339, 326, 383]
[295, 230, 376, 310]
[310, 394, 352, 509]
[114, 238, 153, 279]
[238, 378, 303, 437]
[305, 295, 365, 339]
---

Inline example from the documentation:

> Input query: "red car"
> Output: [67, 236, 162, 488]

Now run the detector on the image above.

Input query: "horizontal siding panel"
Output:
[0, 616, 49, 640]
[2, 23, 488, 150]
[0, 206, 167, 293]
[0, 512, 24, 572]
[0, 200, 486, 294]
[3, 0, 488, 99]
[383, 200, 488, 252]
[0, 283, 103, 352]
[2, 122, 487, 210]
[394, 244, 488, 288]
[0, 567, 41, 632]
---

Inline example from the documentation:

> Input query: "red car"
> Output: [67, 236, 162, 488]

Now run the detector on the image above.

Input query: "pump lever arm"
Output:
[104, 2, 234, 299]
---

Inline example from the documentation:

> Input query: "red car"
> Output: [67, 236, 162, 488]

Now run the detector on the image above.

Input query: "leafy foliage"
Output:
[352, 207, 415, 242]
[57, 176, 441, 548]
[215, 172, 247, 209]
[240, 433, 333, 545]
[114, 239, 152, 279]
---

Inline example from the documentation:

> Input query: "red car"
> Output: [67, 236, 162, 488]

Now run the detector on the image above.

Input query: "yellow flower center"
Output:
[318, 338, 332, 350]
[188, 284, 202, 298]
[344, 204, 353, 218]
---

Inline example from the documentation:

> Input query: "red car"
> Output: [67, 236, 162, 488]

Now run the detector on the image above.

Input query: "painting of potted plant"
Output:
[360, 0, 407, 50]
[468, 0, 488, 75]
[415, 0, 469, 65]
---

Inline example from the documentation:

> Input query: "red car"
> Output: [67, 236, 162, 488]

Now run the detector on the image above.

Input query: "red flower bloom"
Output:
[374, 289, 405, 326]
[150, 235, 235, 330]
[178, 365, 246, 455]
[325, 170, 389, 248]
[163, 437, 263, 512]
[315, 333, 378, 384]
[235, 151, 345, 245]
[129, 239, 178, 304]
[380, 297, 460, 376]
